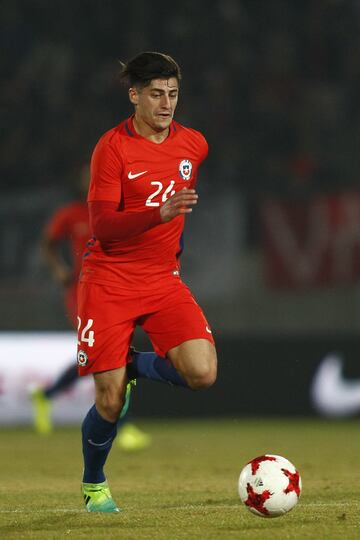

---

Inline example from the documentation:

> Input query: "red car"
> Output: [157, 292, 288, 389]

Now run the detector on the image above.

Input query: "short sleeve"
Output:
[88, 137, 123, 203]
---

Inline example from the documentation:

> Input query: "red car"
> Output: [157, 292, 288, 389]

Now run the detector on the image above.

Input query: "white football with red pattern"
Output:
[238, 454, 301, 518]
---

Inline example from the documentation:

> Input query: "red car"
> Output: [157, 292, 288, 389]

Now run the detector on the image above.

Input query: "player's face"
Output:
[130, 78, 179, 134]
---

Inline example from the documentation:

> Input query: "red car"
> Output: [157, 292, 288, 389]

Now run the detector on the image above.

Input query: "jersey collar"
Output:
[125, 115, 176, 142]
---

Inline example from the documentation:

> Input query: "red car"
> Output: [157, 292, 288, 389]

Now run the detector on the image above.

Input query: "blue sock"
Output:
[127, 351, 188, 387]
[82, 405, 122, 483]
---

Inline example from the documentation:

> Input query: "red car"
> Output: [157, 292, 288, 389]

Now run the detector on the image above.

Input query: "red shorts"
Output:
[76, 280, 215, 376]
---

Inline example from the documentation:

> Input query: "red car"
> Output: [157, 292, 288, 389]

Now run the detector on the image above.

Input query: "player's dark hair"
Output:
[119, 51, 181, 88]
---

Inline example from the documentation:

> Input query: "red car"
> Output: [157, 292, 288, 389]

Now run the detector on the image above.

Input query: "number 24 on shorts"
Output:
[77, 317, 95, 347]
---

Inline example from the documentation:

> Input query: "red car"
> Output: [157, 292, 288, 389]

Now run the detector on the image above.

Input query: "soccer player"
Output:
[78, 51, 217, 513]
[31, 165, 151, 451]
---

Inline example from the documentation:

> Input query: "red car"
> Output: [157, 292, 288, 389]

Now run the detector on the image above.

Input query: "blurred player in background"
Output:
[78, 51, 217, 513]
[30, 164, 151, 452]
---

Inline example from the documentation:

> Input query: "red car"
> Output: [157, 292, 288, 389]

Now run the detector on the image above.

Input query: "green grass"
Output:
[1, 419, 360, 539]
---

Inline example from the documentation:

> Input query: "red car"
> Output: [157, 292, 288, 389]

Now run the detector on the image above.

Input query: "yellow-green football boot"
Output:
[82, 480, 120, 513]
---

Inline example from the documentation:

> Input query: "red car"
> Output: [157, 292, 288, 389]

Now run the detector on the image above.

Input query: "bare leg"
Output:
[167, 339, 217, 389]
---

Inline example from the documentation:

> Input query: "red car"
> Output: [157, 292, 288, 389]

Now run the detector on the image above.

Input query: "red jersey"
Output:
[81, 116, 208, 289]
[46, 201, 89, 281]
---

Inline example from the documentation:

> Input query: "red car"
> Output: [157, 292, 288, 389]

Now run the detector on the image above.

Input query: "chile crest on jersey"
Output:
[178, 159, 193, 181]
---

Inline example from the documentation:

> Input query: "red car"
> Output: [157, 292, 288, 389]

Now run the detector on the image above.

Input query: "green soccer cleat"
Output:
[82, 480, 120, 513]
[30, 388, 52, 435]
[116, 423, 152, 452]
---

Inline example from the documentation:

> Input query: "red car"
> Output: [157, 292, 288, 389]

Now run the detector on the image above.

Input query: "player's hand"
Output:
[160, 188, 198, 223]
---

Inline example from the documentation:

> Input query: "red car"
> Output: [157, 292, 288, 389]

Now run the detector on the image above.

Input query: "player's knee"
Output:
[188, 362, 217, 390]
[96, 389, 125, 422]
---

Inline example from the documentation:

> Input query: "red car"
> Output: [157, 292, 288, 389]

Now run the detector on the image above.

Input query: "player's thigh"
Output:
[93, 366, 127, 394]
[77, 281, 135, 376]
[167, 338, 217, 381]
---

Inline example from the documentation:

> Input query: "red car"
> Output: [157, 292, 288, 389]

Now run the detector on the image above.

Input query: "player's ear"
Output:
[129, 87, 139, 106]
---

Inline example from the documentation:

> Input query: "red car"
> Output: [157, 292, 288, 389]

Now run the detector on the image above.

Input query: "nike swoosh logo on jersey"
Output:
[206, 326, 212, 334]
[311, 353, 360, 416]
[128, 170, 148, 180]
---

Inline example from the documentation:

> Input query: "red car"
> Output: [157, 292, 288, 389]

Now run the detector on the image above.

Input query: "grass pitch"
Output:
[1, 418, 360, 539]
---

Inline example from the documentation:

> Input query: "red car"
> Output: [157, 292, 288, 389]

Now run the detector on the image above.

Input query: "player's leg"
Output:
[82, 368, 127, 477]
[127, 347, 189, 387]
[68, 279, 148, 452]
[77, 281, 138, 512]
[128, 340, 217, 389]
[130, 282, 216, 389]
[81, 367, 129, 513]
[167, 338, 217, 390]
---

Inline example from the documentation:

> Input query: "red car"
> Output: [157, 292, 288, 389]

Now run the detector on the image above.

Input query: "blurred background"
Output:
[2, 0, 360, 423]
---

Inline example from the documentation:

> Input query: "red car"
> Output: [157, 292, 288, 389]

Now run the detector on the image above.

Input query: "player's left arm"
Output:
[159, 188, 198, 223]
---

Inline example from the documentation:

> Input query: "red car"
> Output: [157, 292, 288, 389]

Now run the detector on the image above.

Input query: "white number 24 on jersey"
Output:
[77, 317, 95, 347]
[145, 180, 176, 207]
